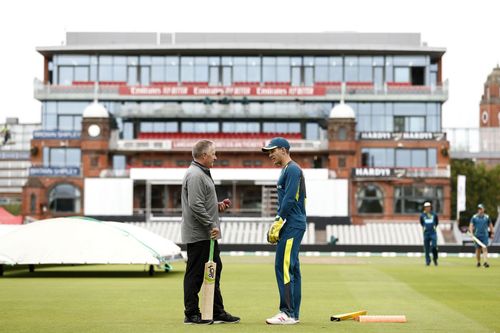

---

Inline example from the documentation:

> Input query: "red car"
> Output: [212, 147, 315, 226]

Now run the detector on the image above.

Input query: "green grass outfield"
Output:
[0, 256, 499, 333]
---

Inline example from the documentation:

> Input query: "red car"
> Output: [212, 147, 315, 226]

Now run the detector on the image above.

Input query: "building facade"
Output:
[22, 32, 451, 223]
[0, 118, 39, 207]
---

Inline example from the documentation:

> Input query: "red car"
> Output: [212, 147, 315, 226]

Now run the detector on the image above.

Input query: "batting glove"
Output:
[267, 215, 285, 244]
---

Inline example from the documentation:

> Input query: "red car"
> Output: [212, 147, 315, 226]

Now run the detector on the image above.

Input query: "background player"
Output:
[419, 201, 439, 266]
[469, 203, 494, 268]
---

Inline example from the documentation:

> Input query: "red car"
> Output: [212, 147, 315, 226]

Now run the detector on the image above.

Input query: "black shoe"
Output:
[484, 262, 490, 268]
[433, 260, 438, 266]
[213, 312, 240, 324]
[476, 262, 481, 268]
[184, 314, 213, 325]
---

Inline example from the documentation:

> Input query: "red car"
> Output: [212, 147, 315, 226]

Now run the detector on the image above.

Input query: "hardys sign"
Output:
[358, 132, 446, 141]
[351, 168, 406, 178]
[119, 85, 326, 97]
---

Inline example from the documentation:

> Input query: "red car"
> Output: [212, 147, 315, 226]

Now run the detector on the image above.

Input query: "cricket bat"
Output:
[201, 239, 216, 320]
[467, 231, 487, 248]
[330, 310, 367, 321]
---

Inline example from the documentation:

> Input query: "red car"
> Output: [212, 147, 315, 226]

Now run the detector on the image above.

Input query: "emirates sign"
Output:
[119, 85, 326, 96]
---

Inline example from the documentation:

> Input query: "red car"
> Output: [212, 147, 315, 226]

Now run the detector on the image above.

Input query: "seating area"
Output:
[126, 220, 450, 246]
[126, 220, 316, 245]
[326, 223, 446, 245]
[137, 132, 302, 140]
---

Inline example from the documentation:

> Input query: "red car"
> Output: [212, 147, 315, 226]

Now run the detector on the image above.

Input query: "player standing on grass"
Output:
[420, 202, 439, 266]
[181, 140, 240, 324]
[469, 204, 494, 268]
[262, 137, 306, 325]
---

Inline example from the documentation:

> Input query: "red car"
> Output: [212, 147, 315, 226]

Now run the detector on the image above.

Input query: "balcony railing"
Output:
[114, 139, 327, 152]
[34, 79, 448, 101]
[445, 127, 500, 157]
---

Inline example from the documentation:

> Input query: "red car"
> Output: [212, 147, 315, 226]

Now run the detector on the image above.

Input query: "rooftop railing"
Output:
[34, 79, 448, 101]
[444, 127, 500, 157]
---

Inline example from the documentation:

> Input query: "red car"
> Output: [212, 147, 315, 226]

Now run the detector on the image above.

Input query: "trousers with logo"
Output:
[183, 240, 225, 317]
[274, 226, 305, 319]
[423, 232, 438, 264]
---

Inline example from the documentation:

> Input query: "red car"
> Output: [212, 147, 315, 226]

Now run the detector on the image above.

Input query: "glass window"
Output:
[30, 193, 36, 213]
[181, 57, 195, 82]
[276, 57, 290, 82]
[49, 184, 81, 213]
[395, 149, 411, 167]
[345, 56, 359, 82]
[306, 123, 319, 140]
[58, 66, 74, 85]
[394, 67, 410, 83]
[357, 185, 383, 214]
[330, 57, 343, 82]
[411, 149, 427, 168]
[263, 57, 276, 82]
[165, 56, 179, 82]
[394, 185, 443, 214]
[113, 155, 126, 170]
[46, 148, 81, 168]
[194, 57, 208, 82]
[247, 57, 261, 82]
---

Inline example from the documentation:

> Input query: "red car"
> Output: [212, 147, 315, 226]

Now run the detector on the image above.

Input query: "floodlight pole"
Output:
[146, 180, 151, 222]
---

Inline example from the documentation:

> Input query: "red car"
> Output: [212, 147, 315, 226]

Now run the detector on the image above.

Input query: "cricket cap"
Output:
[423, 202, 432, 207]
[262, 137, 290, 152]
[477, 203, 485, 209]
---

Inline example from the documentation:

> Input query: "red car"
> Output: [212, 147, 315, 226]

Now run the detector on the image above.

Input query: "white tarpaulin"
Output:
[0, 217, 182, 266]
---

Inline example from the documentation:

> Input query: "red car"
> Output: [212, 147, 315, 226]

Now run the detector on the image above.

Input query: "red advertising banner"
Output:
[118, 85, 326, 97]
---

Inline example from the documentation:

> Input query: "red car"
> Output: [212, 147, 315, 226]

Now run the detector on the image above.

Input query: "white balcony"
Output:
[34, 79, 448, 102]
[113, 139, 327, 152]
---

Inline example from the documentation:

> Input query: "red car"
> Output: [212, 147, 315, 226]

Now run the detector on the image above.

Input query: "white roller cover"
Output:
[0, 217, 181, 266]
[84, 178, 133, 215]
[103, 222, 182, 261]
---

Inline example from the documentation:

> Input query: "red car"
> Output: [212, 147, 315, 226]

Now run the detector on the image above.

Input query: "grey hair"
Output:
[192, 140, 214, 159]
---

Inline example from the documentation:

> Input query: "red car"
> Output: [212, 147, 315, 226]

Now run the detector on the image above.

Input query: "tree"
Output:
[450, 159, 500, 226]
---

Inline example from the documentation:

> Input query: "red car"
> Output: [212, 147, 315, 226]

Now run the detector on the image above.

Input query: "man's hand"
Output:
[267, 215, 285, 244]
[210, 227, 220, 239]
[218, 198, 232, 212]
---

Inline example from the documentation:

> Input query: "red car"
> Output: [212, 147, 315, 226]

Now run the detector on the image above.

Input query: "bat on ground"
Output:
[201, 239, 216, 320]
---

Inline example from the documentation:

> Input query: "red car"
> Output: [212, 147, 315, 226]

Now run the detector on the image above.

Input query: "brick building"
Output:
[22, 32, 451, 224]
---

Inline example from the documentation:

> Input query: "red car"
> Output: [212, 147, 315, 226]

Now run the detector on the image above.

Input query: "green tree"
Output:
[451, 159, 500, 226]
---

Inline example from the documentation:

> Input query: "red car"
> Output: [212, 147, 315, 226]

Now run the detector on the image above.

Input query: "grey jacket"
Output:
[181, 161, 221, 244]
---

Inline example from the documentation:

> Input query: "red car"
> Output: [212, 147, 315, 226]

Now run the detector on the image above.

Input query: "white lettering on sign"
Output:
[354, 168, 391, 177]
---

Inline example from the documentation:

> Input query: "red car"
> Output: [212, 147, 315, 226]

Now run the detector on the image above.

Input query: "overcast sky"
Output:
[0, 0, 499, 128]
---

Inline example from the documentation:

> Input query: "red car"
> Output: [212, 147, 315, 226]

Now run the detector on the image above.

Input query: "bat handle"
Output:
[209, 239, 215, 262]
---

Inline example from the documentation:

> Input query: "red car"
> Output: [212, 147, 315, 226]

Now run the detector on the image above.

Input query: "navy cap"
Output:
[262, 137, 290, 152]
[478, 203, 485, 209]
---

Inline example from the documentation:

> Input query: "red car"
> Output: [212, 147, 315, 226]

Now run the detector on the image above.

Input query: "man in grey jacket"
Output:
[181, 140, 240, 325]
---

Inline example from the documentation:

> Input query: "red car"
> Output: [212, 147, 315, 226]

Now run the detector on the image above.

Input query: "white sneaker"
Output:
[266, 312, 297, 325]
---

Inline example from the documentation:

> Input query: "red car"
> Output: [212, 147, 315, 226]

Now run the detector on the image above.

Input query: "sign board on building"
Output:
[0, 151, 30, 160]
[119, 85, 326, 97]
[33, 130, 81, 140]
[351, 168, 407, 178]
[358, 132, 446, 141]
[29, 167, 80, 177]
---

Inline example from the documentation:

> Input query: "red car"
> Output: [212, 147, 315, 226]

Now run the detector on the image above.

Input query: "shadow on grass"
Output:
[1, 265, 185, 279]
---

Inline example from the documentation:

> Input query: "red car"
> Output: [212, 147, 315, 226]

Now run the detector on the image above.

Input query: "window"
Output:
[48, 184, 81, 213]
[394, 67, 410, 83]
[30, 193, 36, 213]
[356, 185, 383, 214]
[338, 157, 346, 168]
[43, 148, 81, 168]
[113, 155, 126, 170]
[222, 122, 259, 133]
[181, 122, 219, 133]
[262, 122, 301, 134]
[361, 148, 395, 167]
[91, 156, 99, 168]
[394, 116, 425, 132]
[394, 185, 443, 214]
[338, 127, 347, 140]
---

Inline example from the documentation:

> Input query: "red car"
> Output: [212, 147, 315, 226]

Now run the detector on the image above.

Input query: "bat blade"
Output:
[467, 232, 487, 248]
[330, 310, 367, 321]
[200, 260, 217, 320]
